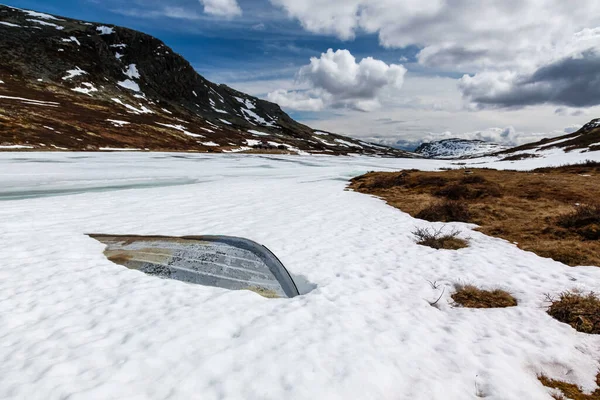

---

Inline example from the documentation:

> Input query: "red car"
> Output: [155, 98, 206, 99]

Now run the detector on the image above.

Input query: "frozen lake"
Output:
[1, 152, 599, 400]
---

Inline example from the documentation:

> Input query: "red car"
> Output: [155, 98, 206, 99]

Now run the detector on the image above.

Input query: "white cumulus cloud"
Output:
[268, 49, 406, 112]
[269, 0, 600, 109]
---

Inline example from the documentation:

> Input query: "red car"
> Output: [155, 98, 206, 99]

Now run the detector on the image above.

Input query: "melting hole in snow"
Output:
[89, 234, 314, 298]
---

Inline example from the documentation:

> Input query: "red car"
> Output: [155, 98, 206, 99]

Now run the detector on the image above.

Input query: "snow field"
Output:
[0, 153, 599, 399]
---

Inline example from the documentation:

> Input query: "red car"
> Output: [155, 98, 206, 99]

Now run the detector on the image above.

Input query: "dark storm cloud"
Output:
[462, 52, 600, 108]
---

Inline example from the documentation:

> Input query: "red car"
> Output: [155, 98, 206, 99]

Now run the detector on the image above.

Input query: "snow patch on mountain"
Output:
[415, 139, 507, 159]
[62, 67, 86, 80]
[96, 26, 114, 35]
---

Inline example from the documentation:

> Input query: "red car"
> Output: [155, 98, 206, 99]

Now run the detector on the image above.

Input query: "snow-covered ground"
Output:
[1, 152, 600, 400]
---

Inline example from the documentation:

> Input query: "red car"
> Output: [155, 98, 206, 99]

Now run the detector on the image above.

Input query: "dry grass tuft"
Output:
[539, 372, 600, 400]
[246, 286, 280, 299]
[547, 291, 600, 334]
[451, 285, 517, 308]
[416, 200, 471, 223]
[413, 227, 469, 250]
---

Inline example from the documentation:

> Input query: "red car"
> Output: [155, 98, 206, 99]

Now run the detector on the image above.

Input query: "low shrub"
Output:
[435, 181, 502, 200]
[412, 227, 469, 250]
[547, 291, 600, 334]
[451, 285, 517, 308]
[416, 200, 471, 222]
[460, 174, 487, 184]
[556, 204, 600, 240]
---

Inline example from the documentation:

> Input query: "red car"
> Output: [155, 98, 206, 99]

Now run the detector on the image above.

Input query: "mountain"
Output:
[0, 6, 414, 157]
[495, 118, 600, 161]
[414, 138, 507, 159]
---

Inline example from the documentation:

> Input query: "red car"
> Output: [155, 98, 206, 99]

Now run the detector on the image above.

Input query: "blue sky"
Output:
[4, 0, 416, 82]
[3, 0, 600, 148]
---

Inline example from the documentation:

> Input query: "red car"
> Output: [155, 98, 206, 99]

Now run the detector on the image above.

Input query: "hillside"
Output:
[0, 5, 413, 156]
[495, 118, 600, 161]
[414, 138, 506, 159]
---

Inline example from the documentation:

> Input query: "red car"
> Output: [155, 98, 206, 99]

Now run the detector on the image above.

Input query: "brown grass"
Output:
[349, 166, 600, 267]
[415, 200, 471, 222]
[246, 286, 280, 299]
[539, 372, 600, 400]
[413, 227, 469, 250]
[451, 285, 517, 308]
[547, 291, 600, 334]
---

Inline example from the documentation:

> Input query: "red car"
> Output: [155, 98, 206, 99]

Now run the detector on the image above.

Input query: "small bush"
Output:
[460, 174, 487, 184]
[435, 184, 470, 200]
[451, 285, 517, 308]
[547, 291, 600, 334]
[411, 175, 449, 187]
[412, 227, 469, 250]
[416, 200, 471, 222]
[539, 373, 600, 400]
[556, 204, 600, 240]
[435, 180, 503, 200]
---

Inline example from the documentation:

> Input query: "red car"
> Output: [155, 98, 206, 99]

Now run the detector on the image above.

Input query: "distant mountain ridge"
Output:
[414, 138, 507, 159]
[494, 118, 600, 160]
[0, 5, 414, 156]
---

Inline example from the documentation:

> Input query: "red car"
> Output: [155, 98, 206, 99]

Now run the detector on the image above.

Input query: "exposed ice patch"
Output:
[111, 98, 153, 114]
[23, 10, 63, 20]
[360, 141, 387, 150]
[62, 67, 87, 81]
[107, 119, 130, 127]
[0, 21, 20, 27]
[245, 139, 261, 146]
[315, 137, 336, 146]
[223, 146, 251, 153]
[241, 108, 275, 127]
[268, 142, 309, 155]
[118, 79, 140, 92]
[248, 129, 269, 137]
[27, 19, 64, 30]
[0, 95, 59, 107]
[99, 147, 140, 151]
[0, 144, 33, 149]
[124, 64, 140, 79]
[234, 96, 256, 110]
[156, 123, 204, 138]
[96, 26, 114, 35]
[61, 36, 80, 46]
[71, 82, 97, 96]
[335, 139, 363, 148]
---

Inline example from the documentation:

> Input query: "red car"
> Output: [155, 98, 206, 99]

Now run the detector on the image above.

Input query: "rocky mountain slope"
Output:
[0, 5, 413, 156]
[494, 119, 600, 161]
[414, 138, 507, 159]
